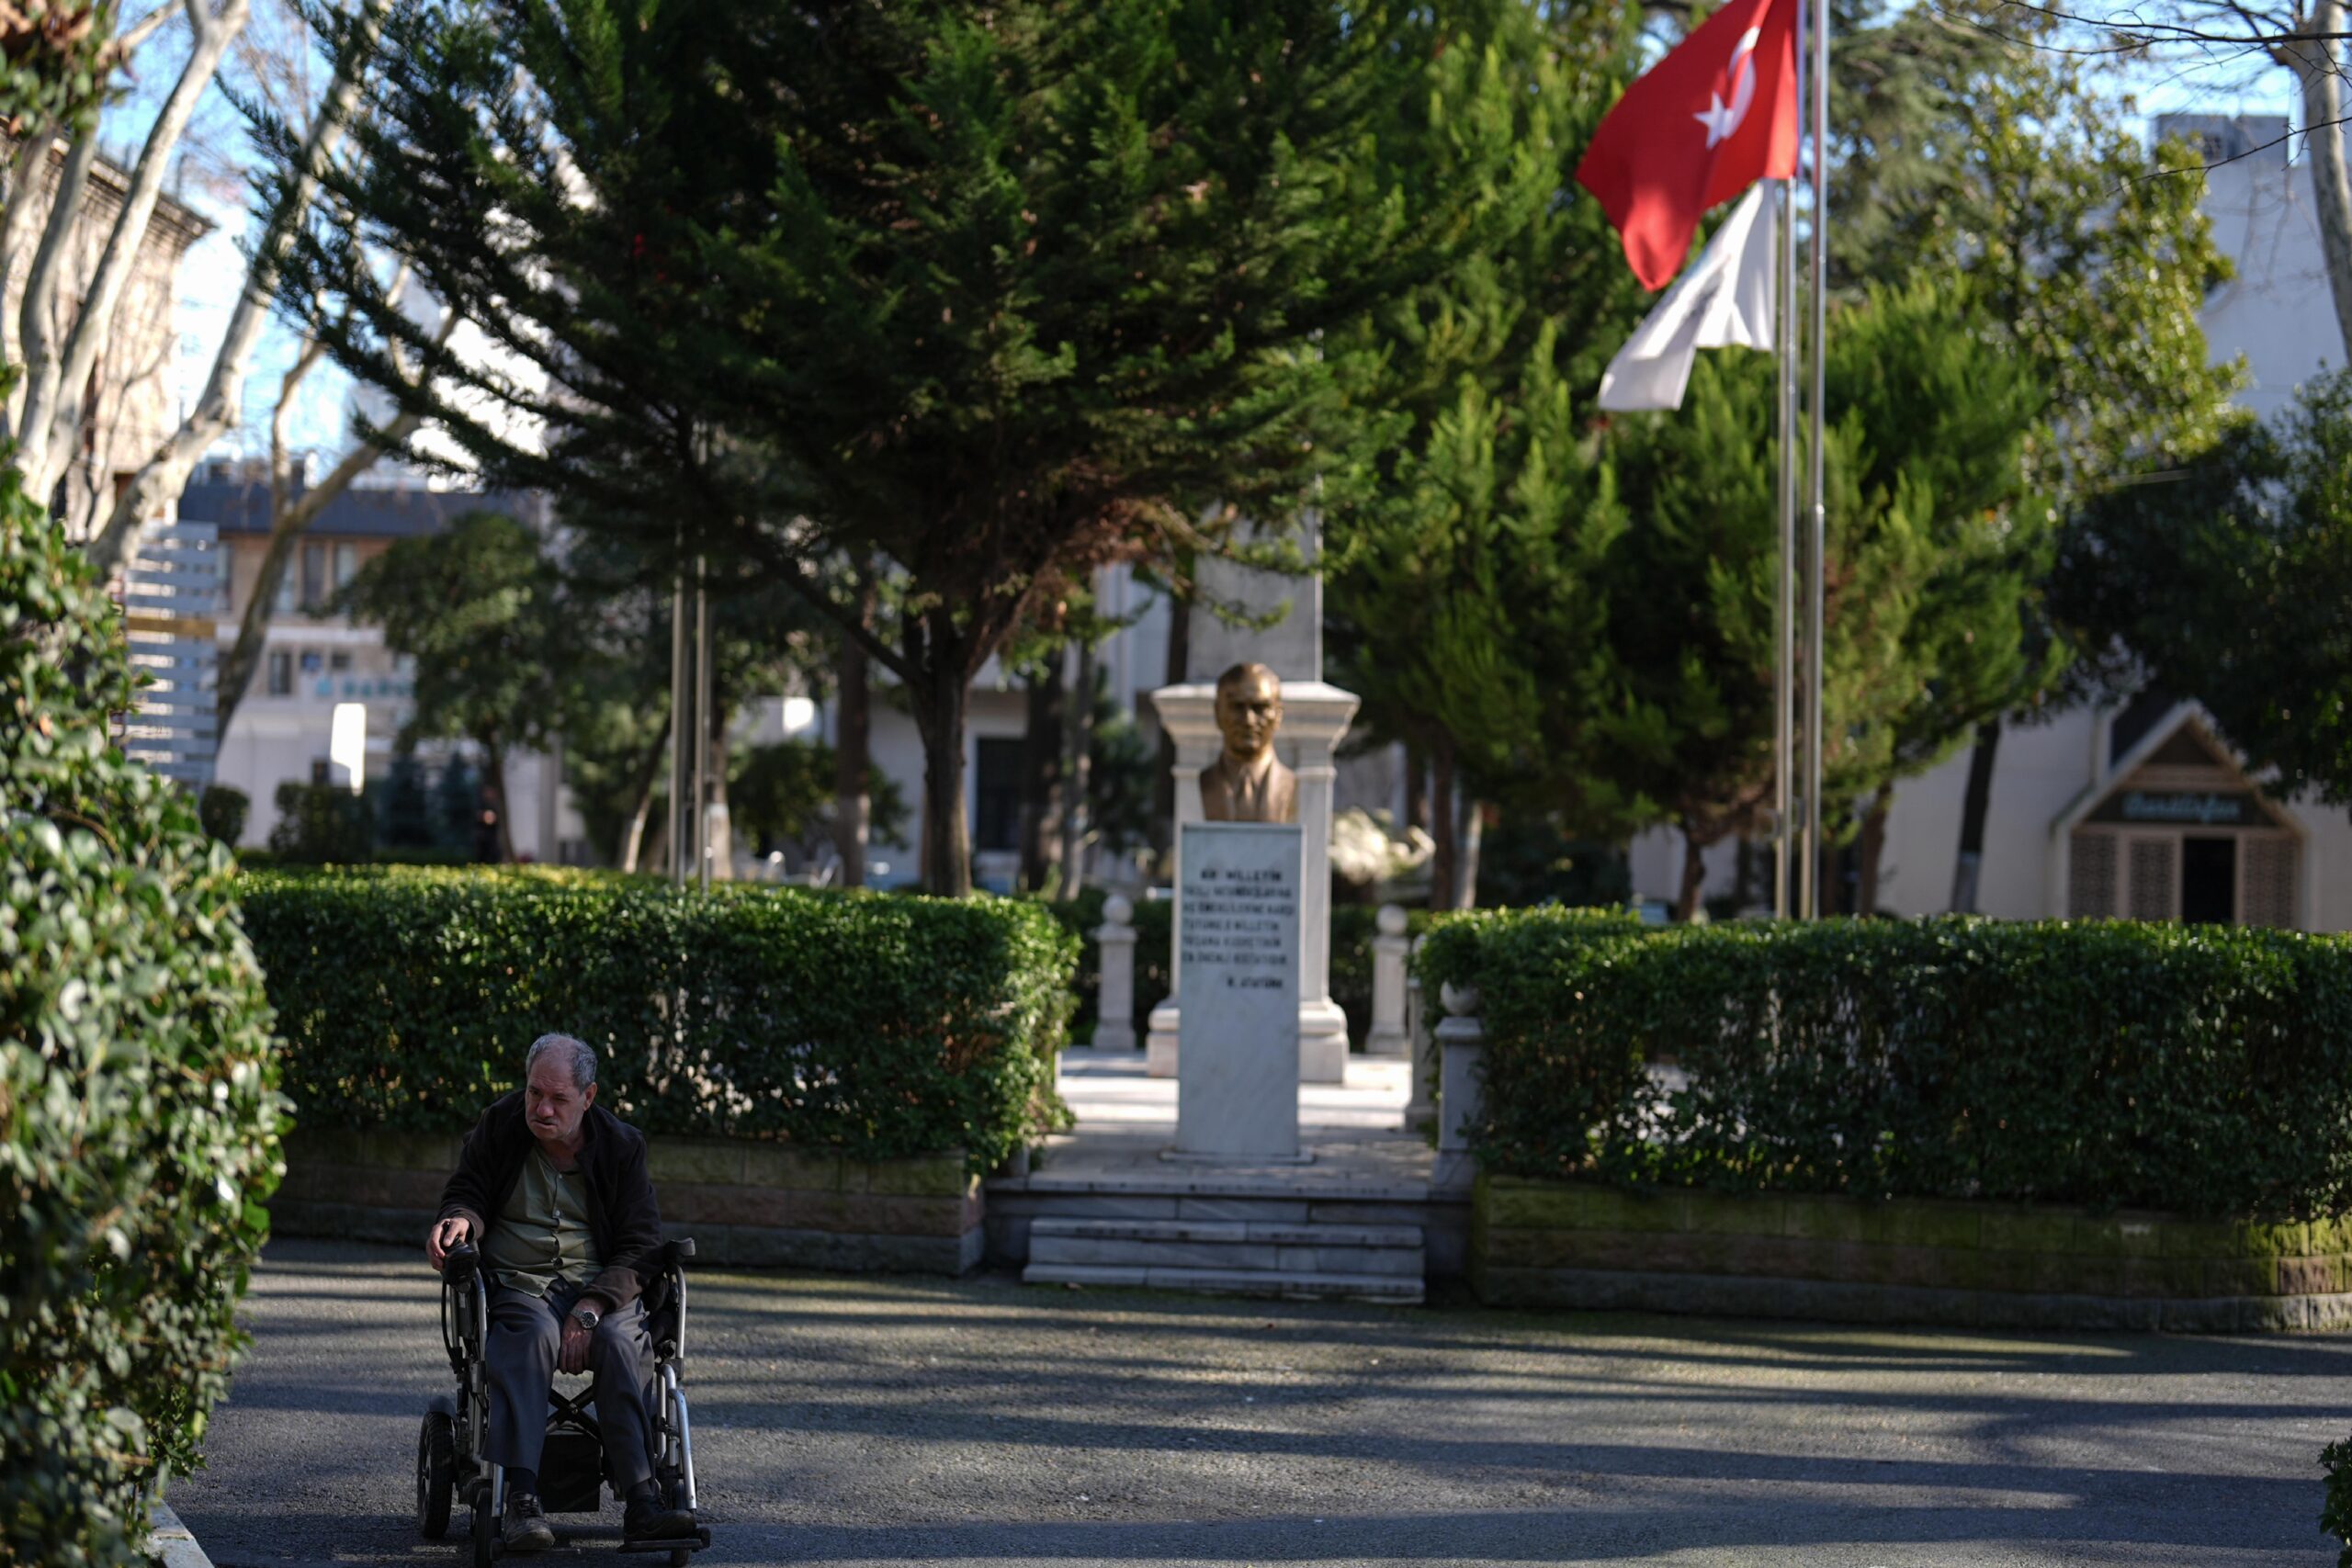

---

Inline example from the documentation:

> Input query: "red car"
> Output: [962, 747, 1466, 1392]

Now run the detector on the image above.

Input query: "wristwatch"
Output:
[571, 1303, 601, 1332]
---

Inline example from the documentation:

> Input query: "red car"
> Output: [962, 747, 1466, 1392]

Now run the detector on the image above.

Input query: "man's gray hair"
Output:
[525, 1032, 596, 1091]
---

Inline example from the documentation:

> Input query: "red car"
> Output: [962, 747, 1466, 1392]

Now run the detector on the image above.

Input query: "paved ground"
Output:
[175, 1238, 2349, 1567]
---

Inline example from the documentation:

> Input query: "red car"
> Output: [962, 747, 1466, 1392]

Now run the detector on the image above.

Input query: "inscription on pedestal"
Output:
[1174, 821, 1303, 1161]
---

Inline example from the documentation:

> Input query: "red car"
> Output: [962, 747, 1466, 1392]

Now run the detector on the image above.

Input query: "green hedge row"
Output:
[237, 868, 1078, 1174]
[6, 481, 284, 1565]
[1042, 894, 1432, 1044]
[1417, 911, 2352, 1219]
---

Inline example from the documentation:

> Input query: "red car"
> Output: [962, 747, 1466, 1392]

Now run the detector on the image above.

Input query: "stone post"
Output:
[1403, 934, 1436, 1132]
[1144, 679, 1359, 1082]
[1091, 893, 1136, 1052]
[1435, 981, 1485, 1156]
[1366, 904, 1409, 1057]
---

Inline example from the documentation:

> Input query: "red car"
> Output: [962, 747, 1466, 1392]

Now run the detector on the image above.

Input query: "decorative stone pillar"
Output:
[1365, 904, 1409, 1057]
[1091, 893, 1136, 1052]
[1403, 934, 1436, 1132]
[1435, 981, 1485, 1155]
[1144, 679, 1359, 1082]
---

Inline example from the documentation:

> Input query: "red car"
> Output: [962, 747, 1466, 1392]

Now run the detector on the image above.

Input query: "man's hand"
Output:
[559, 1314, 594, 1374]
[426, 1215, 472, 1271]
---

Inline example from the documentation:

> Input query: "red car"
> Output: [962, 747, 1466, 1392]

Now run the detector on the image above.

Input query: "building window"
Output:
[334, 541, 360, 589]
[273, 558, 296, 615]
[973, 738, 1025, 853]
[329, 649, 353, 672]
[266, 649, 292, 697]
[300, 541, 329, 611]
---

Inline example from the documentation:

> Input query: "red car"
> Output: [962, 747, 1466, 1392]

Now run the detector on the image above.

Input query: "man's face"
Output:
[1216, 670, 1283, 760]
[526, 1055, 595, 1146]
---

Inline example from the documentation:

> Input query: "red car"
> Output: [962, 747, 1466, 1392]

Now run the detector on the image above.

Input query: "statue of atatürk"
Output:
[1198, 662, 1297, 824]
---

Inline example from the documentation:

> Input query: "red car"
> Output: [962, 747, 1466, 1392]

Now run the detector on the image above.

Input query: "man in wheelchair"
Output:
[426, 1033, 701, 1553]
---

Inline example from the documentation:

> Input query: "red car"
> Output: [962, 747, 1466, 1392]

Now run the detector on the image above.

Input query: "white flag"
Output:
[1597, 182, 1778, 413]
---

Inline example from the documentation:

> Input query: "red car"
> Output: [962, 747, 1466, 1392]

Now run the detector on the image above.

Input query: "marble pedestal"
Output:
[1145, 678, 1358, 1084]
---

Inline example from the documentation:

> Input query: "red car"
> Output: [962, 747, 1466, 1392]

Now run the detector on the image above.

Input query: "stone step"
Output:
[1027, 1216, 1424, 1278]
[1023, 1260, 1425, 1303]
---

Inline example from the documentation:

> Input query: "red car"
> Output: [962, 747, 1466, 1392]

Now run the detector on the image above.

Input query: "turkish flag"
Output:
[1576, 0, 1800, 291]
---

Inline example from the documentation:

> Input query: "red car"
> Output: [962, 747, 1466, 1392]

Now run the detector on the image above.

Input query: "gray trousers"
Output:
[484, 1278, 658, 1495]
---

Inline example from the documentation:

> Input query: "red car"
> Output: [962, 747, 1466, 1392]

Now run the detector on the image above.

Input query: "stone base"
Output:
[1147, 998, 1351, 1083]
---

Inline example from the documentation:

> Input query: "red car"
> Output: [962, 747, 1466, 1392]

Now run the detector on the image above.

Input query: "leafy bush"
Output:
[3, 474, 284, 1564]
[2324, 1435, 2352, 1567]
[198, 783, 249, 844]
[1419, 913, 2352, 1218]
[237, 867, 1076, 1173]
[266, 779, 373, 863]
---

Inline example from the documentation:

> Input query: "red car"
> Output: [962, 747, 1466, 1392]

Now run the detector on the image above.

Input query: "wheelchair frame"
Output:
[416, 1240, 709, 1566]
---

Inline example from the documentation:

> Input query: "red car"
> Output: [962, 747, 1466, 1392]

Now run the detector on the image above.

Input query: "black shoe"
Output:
[623, 1492, 697, 1542]
[503, 1491, 556, 1552]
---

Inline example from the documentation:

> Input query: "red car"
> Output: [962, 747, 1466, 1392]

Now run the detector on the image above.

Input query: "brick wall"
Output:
[273, 1131, 984, 1275]
[1472, 1175, 2352, 1331]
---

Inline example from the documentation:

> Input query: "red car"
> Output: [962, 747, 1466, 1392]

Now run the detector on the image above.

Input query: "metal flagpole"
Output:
[1773, 179, 1795, 919]
[1802, 0, 1829, 919]
[693, 553, 714, 891]
[667, 556, 690, 886]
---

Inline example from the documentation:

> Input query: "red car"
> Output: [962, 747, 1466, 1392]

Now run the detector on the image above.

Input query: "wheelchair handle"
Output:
[442, 1241, 480, 1280]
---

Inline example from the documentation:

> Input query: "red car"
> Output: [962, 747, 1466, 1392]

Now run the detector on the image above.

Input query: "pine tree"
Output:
[282, 0, 1556, 893]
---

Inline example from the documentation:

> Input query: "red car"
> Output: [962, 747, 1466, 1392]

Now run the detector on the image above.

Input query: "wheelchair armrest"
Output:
[656, 1237, 695, 1269]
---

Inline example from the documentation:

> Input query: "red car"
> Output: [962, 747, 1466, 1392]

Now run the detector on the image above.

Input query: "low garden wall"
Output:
[1424, 909, 2352, 1330]
[242, 867, 1077, 1275]
[1474, 1176, 2352, 1330]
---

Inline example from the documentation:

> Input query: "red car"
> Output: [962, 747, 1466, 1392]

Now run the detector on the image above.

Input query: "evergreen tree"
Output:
[336, 511, 571, 863]
[2052, 372, 2352, 804]
[280, 0, 1558, 893]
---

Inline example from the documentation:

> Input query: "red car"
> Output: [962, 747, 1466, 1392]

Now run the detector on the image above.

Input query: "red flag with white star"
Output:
[1576, 0, 1800, 291]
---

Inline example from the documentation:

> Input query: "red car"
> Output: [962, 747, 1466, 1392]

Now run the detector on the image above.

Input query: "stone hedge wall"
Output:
[273, 1131, 984, 1275]
[1472, 1175, 2352, 1331]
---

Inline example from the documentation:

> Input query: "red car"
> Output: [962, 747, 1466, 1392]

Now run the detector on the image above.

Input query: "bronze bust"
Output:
[1198, 662, 1297, 823]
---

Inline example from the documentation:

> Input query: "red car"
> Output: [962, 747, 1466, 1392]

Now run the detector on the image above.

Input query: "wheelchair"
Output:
[415, 1240, 712, 1565]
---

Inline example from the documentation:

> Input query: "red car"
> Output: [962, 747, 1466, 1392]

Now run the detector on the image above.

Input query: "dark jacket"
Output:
[435, 1091, 663, 1312]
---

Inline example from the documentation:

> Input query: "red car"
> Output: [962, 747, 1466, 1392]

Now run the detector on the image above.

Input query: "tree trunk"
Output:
[484, 737, 517, 864]
[1429, 734, 1457, 909]
[1856, 790, 1890, 916]
[2290, 8, 2352, 367]
[1950, 717, 2001, 912]
[1455, 798, 1487, 910]
[912, 665, 974, 897]
[1405, 743, 1430, 833]
[617, 709, 671, 874]
[1732, 836, 1758, 911]
[832, 570, 875, 887]
[704, 686, 734, 882]
[1019, 663, 1066, 892]
[1062, 638, 1095, 888]
[1674, 826, 1709, 922]
[1150, 590, 1189, 871]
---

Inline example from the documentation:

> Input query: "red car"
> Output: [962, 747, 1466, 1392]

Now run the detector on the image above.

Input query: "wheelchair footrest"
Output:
[616, 1525, 712, 1555]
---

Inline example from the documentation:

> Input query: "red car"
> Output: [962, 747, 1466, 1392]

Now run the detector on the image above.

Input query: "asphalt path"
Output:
[172, 1238, 2350, 1567]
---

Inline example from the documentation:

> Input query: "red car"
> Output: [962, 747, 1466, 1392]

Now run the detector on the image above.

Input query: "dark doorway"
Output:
[2182, 836, 2236, 925]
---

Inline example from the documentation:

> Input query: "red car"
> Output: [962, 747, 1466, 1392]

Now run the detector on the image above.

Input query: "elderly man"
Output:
[425, 1033, 696, 1551]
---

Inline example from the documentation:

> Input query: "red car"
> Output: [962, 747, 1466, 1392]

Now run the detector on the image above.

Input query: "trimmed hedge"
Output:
[1418, 912, 2352, 1220]
[237, 868, 1077, 1175]
[6, 478, 285, 1564]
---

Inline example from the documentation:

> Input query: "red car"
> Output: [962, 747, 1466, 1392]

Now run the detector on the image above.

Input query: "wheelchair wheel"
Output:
[469, 1488, 499, 1568]
[414, 1408, 456, 1539]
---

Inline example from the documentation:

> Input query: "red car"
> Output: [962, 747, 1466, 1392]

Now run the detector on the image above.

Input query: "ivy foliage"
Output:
[236, 868, 1078, 1174]
[2, 466, 284, 1564]
[1418, 912, 2352, 1217]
